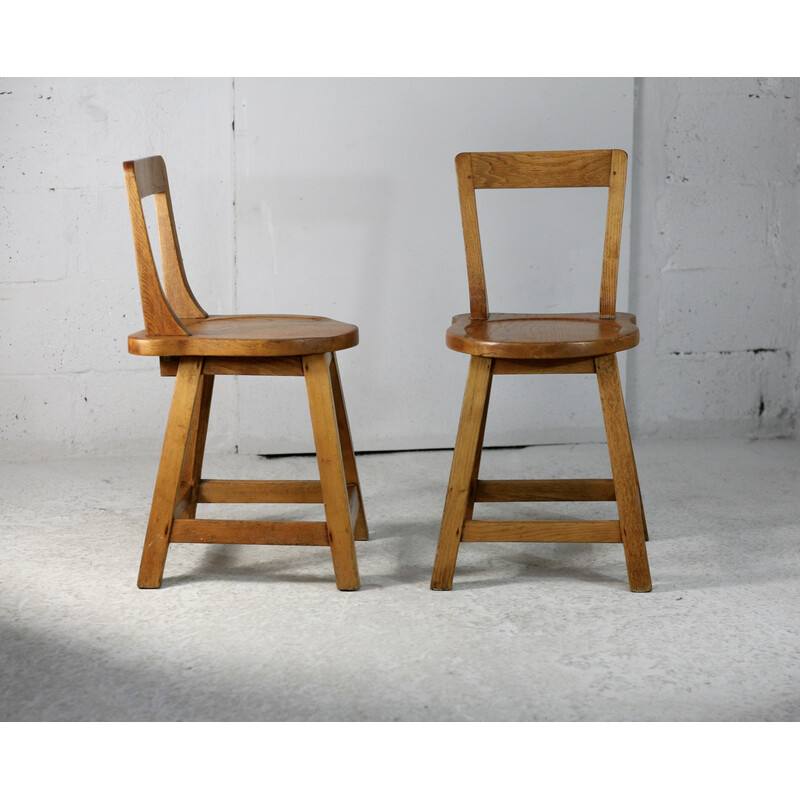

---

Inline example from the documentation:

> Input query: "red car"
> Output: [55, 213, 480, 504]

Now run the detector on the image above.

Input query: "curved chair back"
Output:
[123, 156, 207, 335]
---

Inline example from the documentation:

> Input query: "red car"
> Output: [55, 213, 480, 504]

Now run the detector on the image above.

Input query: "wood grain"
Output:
[304, 353, 360, 590]
[466, 150, 614, 189]
[124, 161, 188, 337]
[453, 149, 628, 323]
[130, 315, 359, 357]
[475, 479, 616, 503]
[462, 520, 622, 543]
[330, 353, 369, 541]
[159, 356, 305, 377]
[125, 157, 367, 590]
[447, 313, 639, 360]
[455, 152, 489, 319]
[599, 149, 627, 317]
[154, 190, 207, 321]
[170, 519, 329, 546]
[431, 149, 651, 592]
[431, 356, 493, 590]
[197, 479, 325, 504]
[491, 357, 597, 374]
[595, 354, 652, 591]
[138, 356, 203, 588]
[178, 373, 214, 519]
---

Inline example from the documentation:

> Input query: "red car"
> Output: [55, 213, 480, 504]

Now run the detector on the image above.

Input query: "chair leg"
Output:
[639, 484, 649, 542]
[329, 353, 368, 541]
[138, 356, 204, 589]
[178, 373, 214, 520]
[431, 356, 493, 590]
[465, 362, 493, 523]
[303, 353, 360, 591]
[595, 354, 652, 592]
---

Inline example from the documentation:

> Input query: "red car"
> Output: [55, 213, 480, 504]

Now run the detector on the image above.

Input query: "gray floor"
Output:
[1, 437, 798, 721]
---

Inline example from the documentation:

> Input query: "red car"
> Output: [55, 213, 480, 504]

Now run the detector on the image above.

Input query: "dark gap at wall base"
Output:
[257, 444, 531, 460]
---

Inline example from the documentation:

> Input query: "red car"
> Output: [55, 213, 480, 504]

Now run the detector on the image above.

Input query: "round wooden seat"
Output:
[128, 314, 359, 357]
[446, 312, 639, 360]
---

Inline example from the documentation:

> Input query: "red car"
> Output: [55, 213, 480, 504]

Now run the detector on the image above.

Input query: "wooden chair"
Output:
[430, 150, 651, 592]
[124, 156, 367, 590]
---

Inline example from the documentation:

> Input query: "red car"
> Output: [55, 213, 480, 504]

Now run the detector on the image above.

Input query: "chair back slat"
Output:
[123, 156, 207, 336]
[455, 149, 628, 319]
[468, 150, 614, 189]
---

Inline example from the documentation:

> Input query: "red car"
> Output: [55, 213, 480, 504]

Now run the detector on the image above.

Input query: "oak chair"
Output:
[430, 150, 651, 592]
[124, 156, 367, 590]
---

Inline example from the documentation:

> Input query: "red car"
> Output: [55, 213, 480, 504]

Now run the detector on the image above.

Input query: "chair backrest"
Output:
[455, 149, 628, 320]
[123, 156, 207, 335]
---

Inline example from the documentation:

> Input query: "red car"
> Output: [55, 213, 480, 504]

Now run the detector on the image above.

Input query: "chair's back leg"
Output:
[595, 354, 652, 592]
[431, 355, 493, 590]
[329, 353, 368, 541]
[178, 373, 215, 520]
[138, 356, 204, 589]
[465, 364, 493, 523]
[638, 484, 649, 542]
[303, 353, 361, 591]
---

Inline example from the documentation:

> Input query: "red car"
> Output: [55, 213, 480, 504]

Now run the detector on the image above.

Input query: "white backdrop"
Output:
[0, 77, 633, 458]
[231, 78, 633, 454]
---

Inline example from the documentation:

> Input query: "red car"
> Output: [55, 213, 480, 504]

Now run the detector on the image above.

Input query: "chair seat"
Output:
[446, 312, 639, 359]
[128, 314, 359, 357]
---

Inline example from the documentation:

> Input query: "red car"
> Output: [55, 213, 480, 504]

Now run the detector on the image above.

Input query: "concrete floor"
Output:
[0, 437, 798, 721]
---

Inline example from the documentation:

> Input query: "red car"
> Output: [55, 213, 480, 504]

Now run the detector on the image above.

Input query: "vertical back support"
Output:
[455, 153, 489, 320]
[454, 149, 627, 319]
[123, 156, 207, 336]
[599, 150, 627, 318]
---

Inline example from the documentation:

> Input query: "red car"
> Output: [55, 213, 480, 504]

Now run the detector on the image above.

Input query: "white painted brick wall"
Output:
[2, 77, 636, 459]
[3, 77, 798, 459]
[628, 77, 800, 439]
[1, 78, 235, 459]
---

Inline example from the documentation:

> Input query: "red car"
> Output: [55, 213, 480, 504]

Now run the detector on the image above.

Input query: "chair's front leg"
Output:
[304, 353, 360, 591]
[431, 355, 493, 590]
[138, 356, 204, 589]
[595, 354, 652, 592]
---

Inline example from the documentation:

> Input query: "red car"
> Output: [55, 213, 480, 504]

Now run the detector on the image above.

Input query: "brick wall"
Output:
[628, 77, 800, 438]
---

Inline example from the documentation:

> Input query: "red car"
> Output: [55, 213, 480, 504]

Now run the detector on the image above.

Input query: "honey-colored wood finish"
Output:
[138, 356, 203, 588]
[178, 373, 214, 520]
[304, 353, 360, 590]
[125, 156, 367, 590]
[329, 352, 369, 541]
[462, 520, 622, 543]
[431, 149, 651, 592]
[430, 356, 493, 591]
[446, 313, 639, 360]
[129, 315, 359, 358]
[595, 354, 651, 591]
